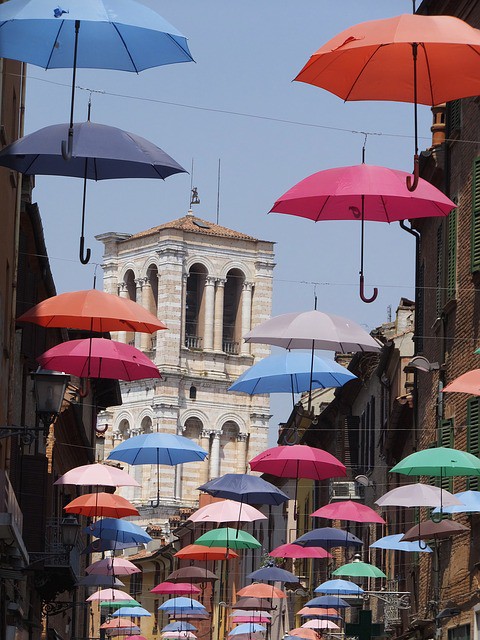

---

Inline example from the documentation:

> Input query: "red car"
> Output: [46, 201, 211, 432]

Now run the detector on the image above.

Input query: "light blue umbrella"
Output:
[162, 623, 198, 633]
[370, 533, 432, 553]
[228, 351, 356, 396]
[85, 518, 152, 544]
[432, 490, 480, 514]
[314, 579, 364, 595]
[113, 607, 151, 617]
[305, 596, 351, 609]
[229, 624, 266, 636]
[158, 598, 207, 613]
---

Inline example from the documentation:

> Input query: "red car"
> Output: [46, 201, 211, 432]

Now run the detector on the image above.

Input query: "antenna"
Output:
[216, 158, 221, 225]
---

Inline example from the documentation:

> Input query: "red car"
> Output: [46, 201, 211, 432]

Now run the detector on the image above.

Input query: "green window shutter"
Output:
[446, 208, 457, 301]
[471, 157, 480, 272]
[447, 100, 461, 134]
[467, 398, 480, 490]
[438, 420, 454, 491]
[436, 224, 444, 314]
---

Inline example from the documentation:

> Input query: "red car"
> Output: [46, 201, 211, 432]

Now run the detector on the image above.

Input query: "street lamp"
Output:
[32, 369, 71, 435]
[60, 514, 80, 552]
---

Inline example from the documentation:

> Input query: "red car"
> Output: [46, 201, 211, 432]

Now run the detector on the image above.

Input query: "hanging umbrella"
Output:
[77, 574, 125, 587]
[311, 500, 384, 523]
[19, 288, 167, 334]
[298, 608, 341, 619]
[332, 561, 386, 579]
[288, 629, 321, 640]
[85, 518, 152, 544]
[231, 617, 271, 625]
[188, 500, 266, 524]
[158, 598, 207, 613]
[443, 370, 480, 395]
[166, 567, 218, 583]
[0, 119, 186, 263]
[198, 474, 290, 506]
[162, 633, 197, 639]
[113, 607, 151, 617]
[294, 13, 480, 191]
[86, 589, 135, 602]
[55, 462, 140, 487]
[231, 611, 272, 620]
[194, 528, 261, 550]
[294, 527, 363, 549]
[391, 448, 480, 477]
[270, 163, 455, 302]
[269, 543, 332, 559]
[244, 309, 380, 352]
[236, 585, 285, 599]
[370, 534, 432, 553]
[99, 600, 140, 609]
[108, 432, 208, 508]
[174, 544, 239, 561]
[301, 620, 339, 630]
[162, 624, 198, 633]
[375, 483, 462, 508]
[305, 597, 351, 609]
[125, 637, 147, 640]
[229, 624, 266, 635]
[100, 618, 141, 630]
[64, 492, 139, 518]
[86, 557, 140, 575]
[314, 579, 364, 595]
[151, 582, 202, 596]
[81, 539, 138, 554]
[233, 598, 274, 612]
[0, 0, 193, 166]
[401, 520, 469, 542]
[106, 628, 141, 637]
[432, 490, 480, 514]
[247, 566, 298, 583]
[38, 338, 160, 381]
[228, 351, 356, 395]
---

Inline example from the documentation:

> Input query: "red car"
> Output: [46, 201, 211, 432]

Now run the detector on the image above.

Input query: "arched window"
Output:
[118, 419, 130, 440]
[146, 264, 159, 351]
[183, 417, 203, 441]
[124, 270, 136, 345]
[185, 264, 207, 349]
[223, 269, 244, 354]
[141, 416, 153, 434]
[189, 385, 197, 400]
[220, 420, 239, 474]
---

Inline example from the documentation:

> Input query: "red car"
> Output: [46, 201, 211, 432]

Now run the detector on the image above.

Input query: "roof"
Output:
[128, 214, 259, 242]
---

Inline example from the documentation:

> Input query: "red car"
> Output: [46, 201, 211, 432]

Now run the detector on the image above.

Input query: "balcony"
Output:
[222, 339, 239, 355]
[0, 470, 28, 561]
[185, 335, 202, 350]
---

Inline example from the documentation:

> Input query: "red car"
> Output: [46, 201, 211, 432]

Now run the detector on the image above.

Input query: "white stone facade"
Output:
[96, 213, 275, 518]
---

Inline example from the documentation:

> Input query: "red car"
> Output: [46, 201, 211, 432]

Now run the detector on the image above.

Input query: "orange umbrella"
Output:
[18, 288, 167, 333]
[237, 584, 286, 599]
[295, 13, 480, 190]
[297, 608, 339, 618]
[174, 544, 239, 561]
[64, 492, 139, 518]
[443, 370, 480, 396]
[288, 629, 321, 640]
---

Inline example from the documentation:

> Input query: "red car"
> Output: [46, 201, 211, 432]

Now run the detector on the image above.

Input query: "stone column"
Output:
[134, 278, 145, 349]
[203, 276, 216, 350]
[200, 429, 212, 485]
[241, 282, 253, 354]
[117, 283, 129, 343]
[213, 278, 226, 352]
[209, 431, 222, 479]
[141, 277, 151, 351]
[237, 432, 249, 473]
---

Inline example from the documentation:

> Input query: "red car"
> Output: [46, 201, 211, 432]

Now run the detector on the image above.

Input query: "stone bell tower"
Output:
[96, 210, 275, 520]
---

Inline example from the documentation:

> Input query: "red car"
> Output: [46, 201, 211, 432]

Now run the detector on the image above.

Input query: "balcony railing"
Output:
[0, 470, 23, 534]
[185, 335, 202, 350]
[223, 339, 240, 355]
[42, 518, 81, 575]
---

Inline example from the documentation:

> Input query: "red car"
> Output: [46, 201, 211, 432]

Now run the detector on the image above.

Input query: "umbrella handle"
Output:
[80, 236, 92, 265]
[61, 130, 74, 161]
[406, 154, 419, 192]
[359, 274, 378, 304]
[78, 378, 90, 398]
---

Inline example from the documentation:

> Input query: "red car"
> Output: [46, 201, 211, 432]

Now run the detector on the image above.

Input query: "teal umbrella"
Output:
[390, 447, 480, 477]
[194, 528, 261, 550]
[332, 561, 386, 579]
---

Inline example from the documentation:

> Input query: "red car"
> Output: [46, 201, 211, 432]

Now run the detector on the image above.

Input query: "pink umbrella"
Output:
[302, 620, 340, 630]
[86, 589, 135, 602]
[270, 163, 455, 303]
[269, 543, 332, 559]
[37, 338, 161, 381]
[310, 500, 385, 524]
[375, 483, 462, 508]
[188, 499, 266, 524]
[101, 619, 140, 630]
[443, 370, 480, 396]
[151, 582, 202, 596]
[232, 617, 271, 625]
[162, 633, 197, 639]
[107, 630, 141, 638]
[86, 557, 141, 576]
[55, 463, 140, 487]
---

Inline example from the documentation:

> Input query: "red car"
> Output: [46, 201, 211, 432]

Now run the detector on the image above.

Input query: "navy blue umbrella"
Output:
[198, 474, 290, 506]
[247, 567, 298, 583]
[294, 527, 363, 549]
[305, 596, 351, 609]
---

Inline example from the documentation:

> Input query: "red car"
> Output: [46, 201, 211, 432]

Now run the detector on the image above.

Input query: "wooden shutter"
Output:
[19, 454, 48, 552]
[467, 398, 480, 490]
[438, 419, 454, 491]
[436, 224, 444, 314]
[471, 158, 480, 272]
[447, 100, 461, 134]
[446, 208, 457, 301]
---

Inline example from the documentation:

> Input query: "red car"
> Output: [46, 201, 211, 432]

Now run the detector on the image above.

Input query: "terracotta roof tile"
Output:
[128, 214, 258, 242]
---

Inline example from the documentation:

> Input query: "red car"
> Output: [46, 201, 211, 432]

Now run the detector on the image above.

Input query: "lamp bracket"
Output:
[0, 425, 45, 443]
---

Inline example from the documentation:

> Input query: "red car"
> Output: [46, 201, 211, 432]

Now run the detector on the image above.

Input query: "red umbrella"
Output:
[151, 582, 202, 595]
[38, 338, 160, 381]
[64, 492, 139, 518]
[269, 543, 332, 559]
[310, 500, 385, 524]
[174, 544, 238, 561]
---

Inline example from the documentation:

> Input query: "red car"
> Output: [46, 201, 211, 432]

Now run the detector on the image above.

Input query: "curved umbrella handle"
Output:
[359, 274, 378, 304]
[77, 378, 90, 398]
[61, 128, 74, 161]
[79, 236, 91, 265]
[406, 154, 419, 192]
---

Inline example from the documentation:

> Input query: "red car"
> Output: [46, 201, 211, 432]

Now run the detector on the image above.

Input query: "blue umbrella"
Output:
[294, 527, 363, 549]
[305, 596, 351, 609]
[432, 490, 480, 514]
[159, 598, 207, 612]
[247, 566, 298, 583]
[81, 538, 138, 554]
[370, 534, 433, 553]
[85, 518, 152, 544]
[198, 474, 290, 506]
[162, 623, 198, 633]
[229, 624, 266, 636]
[228, 352, 356, 396]
[314, 579, 364, 595]
[113, 607, 151, 617]
[0, 0, 194, 159]
[108, 433, 208, 507]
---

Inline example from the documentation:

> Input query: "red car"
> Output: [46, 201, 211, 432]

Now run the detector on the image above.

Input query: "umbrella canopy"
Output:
[86, 557, 140, 576]
[370, 534, 432, 553]
[311, 500, 384, 523]
[247, 566, 298, 583]
[231, 611, 272, 620]
[269, 543, 332, 559]
[38, 338, 160, 381]
[158, 598, 207, 612]
[113, 607, 151, 617]
[162, 623, 198, 632]
[390, 447, 480, 477]
[198, 474, 290, 506]
[166, 567, 218, 583]
[106, 628, 141, 637]
[124, 637, 147, 640]
[86, 589, 135, 602]
[232, 617, 271, 625]
[229, 624, 266, 636]
[55, 463, 139, 487]
[401, 520, 469, 542]
[174, 544, 239, 561]
[85, 518, 151, 544]
[64, 492, 139, 518]
[302, 620, 340, 630]
[100, 618, 140, 630]
[19, 288, 166, 334]
[188, 500, 266, 524]
[443, 370, 480, 395]
[244, 309, 380, 352]
[249, 445, 345, 481]
[314, 579, 364, 595]
[76, 574, 125, 587]
[99, 600, 140, 609]
[375, 483, 462, 508]
[82, 539, 138, 554]
[288, 630, 320, 640]
[151, 583, 202, 596]
[236, 584, 286, 599]
[162, 633, 197, 639]
[108, 433, 208, 466]
[234, 598, 274, 612]
[432, 490, 480, 514]
[228, 351, 356, 395]
[332, 561, 386, 579]
[294, 527, 363, 549]
[194, 528, 261, 550]
[305, 596, 350, 609]
[298, 607, 341, 619]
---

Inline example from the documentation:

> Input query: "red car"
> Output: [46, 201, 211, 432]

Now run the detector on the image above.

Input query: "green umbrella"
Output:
[390, 447, 480, 477]
[332, 561, 386, 579]
[194, 527, 261, 549]
[99, 600, 141, 608]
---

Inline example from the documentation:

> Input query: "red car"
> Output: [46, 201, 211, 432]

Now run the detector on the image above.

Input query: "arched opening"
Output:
[183, 416, 203, 441]
[118, 418, 130, 440]
[220, 420, 239, 474]
[223, 269, 244, 354]
[141, 416, 153, 434]
[189, 385, 197, 400]
[185, 263, 207, 349]
[182, 417, 204, 502]
[147, 264, 159, 351]
[124, 269, 136, 345]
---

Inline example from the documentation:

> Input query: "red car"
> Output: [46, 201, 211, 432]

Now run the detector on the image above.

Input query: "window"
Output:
[185, 264, 207, 349]
[446, 206, 457, 302]
[471, 157, 480, 272]
[223, 269, 244, 354]
[129, 568, 143, 595]
[448, 625, 470, 640]
[447, 100, 462, 136]
[468, 398, 480, 490]
[189, 385, 197, 400]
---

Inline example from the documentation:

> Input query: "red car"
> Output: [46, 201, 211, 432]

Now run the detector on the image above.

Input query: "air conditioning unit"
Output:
[329, 481, 364, 502]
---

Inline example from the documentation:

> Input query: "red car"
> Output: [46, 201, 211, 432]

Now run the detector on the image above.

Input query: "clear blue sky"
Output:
[23, 1, 432, 439]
